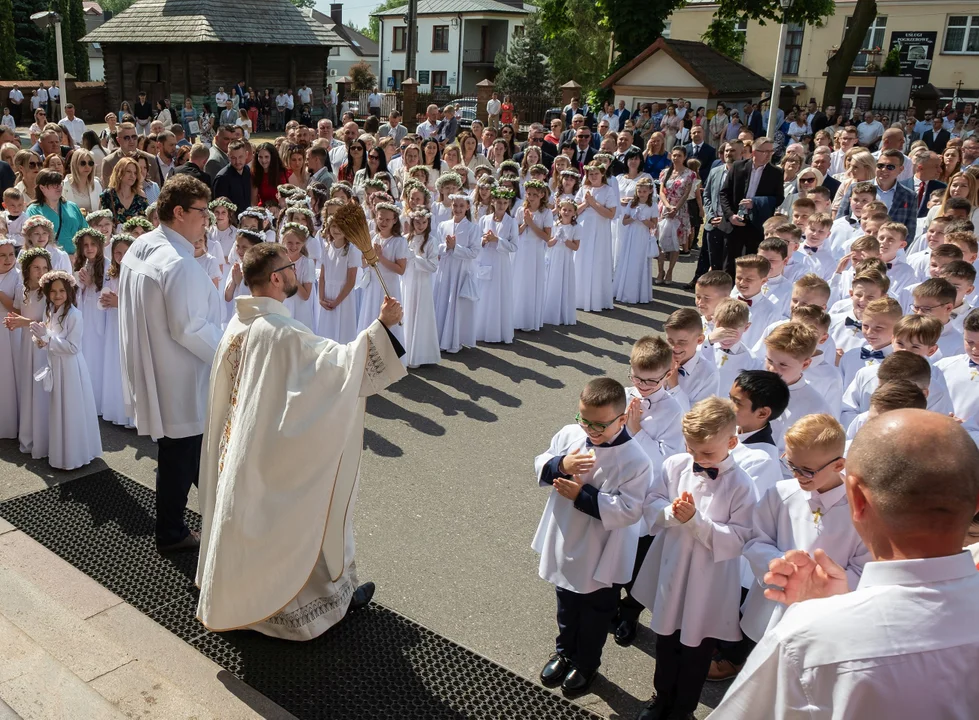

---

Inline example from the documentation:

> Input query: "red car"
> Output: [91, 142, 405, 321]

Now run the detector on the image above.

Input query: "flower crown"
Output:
[122, 217, 153, 231]
[491, 187, 515, 200]
[524, 179, 550, 193]
[448, 193, 471, 202]
[238, 208, 269, 223]
[39, 270, 76, 290]
[208, 198, 238, 214]
[364, 178, 387, 190]
[277, 183, 303, 197]
[72, 228, 106, 247]
[281, 222, 310, 238]
[407, 208, 432, 219]
[110, 233, 137, 246]
[285, 205, 315, 219]
[436, 172, 463, 189]
[236, 228, 266, 243]
[85, 209, 113, 223]
[19, 246, 51, 267]
[23, 216, 54, 234]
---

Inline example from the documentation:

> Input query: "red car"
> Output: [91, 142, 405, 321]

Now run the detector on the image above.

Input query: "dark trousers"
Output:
[155, 434, 202, 545]
[724, 224, 762, 277]
[555, 585, 618, 675]
[284, 108, 293, 126]
[715, 586, 756, 665]
[616, 533, 654, 622]
[11, 103, 20, 126]
[653, 630, 717, 717]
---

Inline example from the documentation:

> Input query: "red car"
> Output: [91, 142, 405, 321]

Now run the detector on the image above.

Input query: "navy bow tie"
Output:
[886, 262, 893, 269]
[738, 295, 753, 307]
[971, 359, 979, 369]
[693, 462, 718, 479]
[804, 245, 819, 253]
[860, 348, 885, 360]
[677, 365, 688, 377]
[844, 316, 861, 328]
[846, 216, 859, 225]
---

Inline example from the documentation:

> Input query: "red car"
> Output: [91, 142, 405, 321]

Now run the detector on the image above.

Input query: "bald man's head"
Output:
[849, 410, 979, 542]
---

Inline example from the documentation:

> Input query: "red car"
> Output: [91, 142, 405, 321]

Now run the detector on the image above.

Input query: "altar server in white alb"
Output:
[196, 243, 407, 640]
[532, 377, 652, 698]
[512, 179, 552, 332]
[714, 411, 979, 719]
[707, 298, 762, 392]
[433, 194, 480, 353]
[474, 187, 517, 344]
[733, 414, 870, 680]
[632, 398, 754, 720]
[118, 176, 224, 552]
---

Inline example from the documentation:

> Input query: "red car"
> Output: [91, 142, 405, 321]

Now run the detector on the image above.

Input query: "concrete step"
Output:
[0, 526, 293, 720]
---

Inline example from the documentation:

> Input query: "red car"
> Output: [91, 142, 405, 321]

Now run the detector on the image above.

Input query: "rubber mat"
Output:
[0, 470, 601, 720]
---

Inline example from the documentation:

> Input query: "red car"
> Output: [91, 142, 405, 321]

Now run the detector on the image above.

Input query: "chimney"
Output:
[330, 3, 343, 26]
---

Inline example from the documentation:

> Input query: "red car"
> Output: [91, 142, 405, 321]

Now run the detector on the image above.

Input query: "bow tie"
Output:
[886, 262, 893, 269]
[846, 216, 859, 225]
[720, 347, 732, 354]
[860, 348, 885, 360]
[677, 365, 688, 377]
[970, 359, 979, 369]
[844, 316, 861, 328]
[693, 462, 718, 480]
[738, 296, 753, 307]
[804, 245, 819, 253]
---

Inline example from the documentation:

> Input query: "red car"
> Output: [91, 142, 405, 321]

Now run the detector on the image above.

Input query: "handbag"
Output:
[188, 120, 200, 135]
[658, 216, 679, 251]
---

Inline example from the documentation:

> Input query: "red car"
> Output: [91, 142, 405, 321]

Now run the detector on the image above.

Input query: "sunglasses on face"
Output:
[79, 160, 94, 167]
[877, 163, 897, 171]
[27, 161, 39, 169]
[799, 177, 816, 184]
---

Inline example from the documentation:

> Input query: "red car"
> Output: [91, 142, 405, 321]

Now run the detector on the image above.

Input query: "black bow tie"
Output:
[677, 365, 688, 377]
[886, 262, 893, 269]
[804, 245, 819, 253]
[860, 348, 885, 360]
[847, 216, 859, 225]
[845, 316, 861, 328]
[970, 359, 979, 369]
[693, 462, 718, 479]
[738, 296, 753, 307]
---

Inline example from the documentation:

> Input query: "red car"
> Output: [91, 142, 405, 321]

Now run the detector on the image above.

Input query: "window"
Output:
[841, 86, 875, 115]
[392, 70, 405, 90]
[783, 23, 805, 75]
[944, 15, 979, 53]
[431, 70, 447, 89]
[393, 26, 406, 52]
[432, 25, 449, 52]
[513, 25, 524, 38]
[846, 15, 887, 69]
[732, 19, 747, 61]
[661, 21, 671, 39]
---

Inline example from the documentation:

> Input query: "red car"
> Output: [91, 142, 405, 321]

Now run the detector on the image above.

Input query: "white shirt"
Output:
[58, 116, 86, 146]
[713, 340, 762, 395]
[746, 163, 766, 199]
[48, 86, 59, 101]
[1, 115, 14, 131]
[37, 87, 47, 102]
[800, 242, 836, 281]
[8, 89, 22, 103]
[841, 360, 953, 428]
[417, 119, 438, 140]
[624, 385, 684, 479]
[761, 274, 792, 318]
[856, 120, 885, 146]
[936, 354, 979, 423]
[936, 321, 965, 360]
[772, 377, 833, 476]
[733, 291, 781, 350]
[297, 86, 312, 105]
[714, 551, 979, 720]
[368, 92, 382, 108]
[285, 93, 295, 110]
[830, 309, 866, 354]
[215, 91, 229, 107]
[804, 343, 845, 420]
[840, 343, 893, 391]
[486, 99, 501, 116]
[118, 224, 224, 439]
[669, 347, 720, 411]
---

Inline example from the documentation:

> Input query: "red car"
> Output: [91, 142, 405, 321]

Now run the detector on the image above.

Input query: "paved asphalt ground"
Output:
[0, 253, 735, 719]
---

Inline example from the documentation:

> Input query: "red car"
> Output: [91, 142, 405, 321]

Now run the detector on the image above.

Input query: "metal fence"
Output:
[503, 92, 563, 130]
[837, 102, 907, 126]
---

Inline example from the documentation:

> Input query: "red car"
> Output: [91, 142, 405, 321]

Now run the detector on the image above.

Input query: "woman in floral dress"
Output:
[656, 146, 695, 285]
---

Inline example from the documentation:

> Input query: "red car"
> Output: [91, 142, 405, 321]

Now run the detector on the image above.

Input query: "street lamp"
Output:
[31, 11, 67, 110]
[766, 0, 795, 139]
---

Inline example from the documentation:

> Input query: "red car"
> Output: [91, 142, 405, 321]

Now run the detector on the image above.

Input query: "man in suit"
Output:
[684, 125, 716, 183]
[808, 100, 829, 135]
[923, 117, 951, 153]
[745, 102, 765, 139]
[872, 128, 914, 182]
[513, 123, 556, 169]
[174, 144, 212, 188]
[720, 136, 784, 276]
[101, 121, 162, 187]
[810, 147, 841, 198]
[571, 127, 597, 171]
[560, 113, 586, 147]
[836, 149, 917, 240]
[899, 150, 945, 218]
[688, 140, 739, 288]
[203, 125, 234, 181]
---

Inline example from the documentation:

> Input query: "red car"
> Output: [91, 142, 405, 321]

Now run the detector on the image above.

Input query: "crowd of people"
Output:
[0, 88, 978, 717]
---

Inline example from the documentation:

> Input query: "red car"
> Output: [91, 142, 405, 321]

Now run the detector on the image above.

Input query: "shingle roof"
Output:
[82, 0, 348, 46]
[374, 0, 530, 17]
[303, 7, 379, 57]
[601, 38, 770, 96]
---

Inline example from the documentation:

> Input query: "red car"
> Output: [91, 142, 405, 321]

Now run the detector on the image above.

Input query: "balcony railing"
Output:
[463, 47, 496, 64]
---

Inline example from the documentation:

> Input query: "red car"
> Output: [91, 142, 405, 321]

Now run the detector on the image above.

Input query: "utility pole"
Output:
[405, 0, 417, 81]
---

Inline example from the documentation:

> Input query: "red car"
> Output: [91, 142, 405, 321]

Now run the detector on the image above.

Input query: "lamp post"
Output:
[31, 11, 68, 110]
[767, 0, 795, 139]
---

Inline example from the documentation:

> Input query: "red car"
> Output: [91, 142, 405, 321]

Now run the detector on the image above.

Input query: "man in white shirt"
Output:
[297, 83, 313, 108]
[57, 103, 86, 147]
[829, 125, 858, 176]
[215, 87, 229, 108]
[285, 89, 295, 124]
[416, 104, 439, 140]
[872, 127, 913, 182]
[486, 92, 502, 129]
[118, 175, 223, 553]
[714, 410, 979, 719]
[275, 91, 286, 129]
[368, 87, 382, 118]
[37, 84, 48, 115]
[47, 82, 60, 120]
[7, 85, 23, 127]
[856, 111, 885, 150]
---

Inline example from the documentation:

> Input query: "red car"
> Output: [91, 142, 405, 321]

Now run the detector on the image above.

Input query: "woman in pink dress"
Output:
[656, 146, 695, 285]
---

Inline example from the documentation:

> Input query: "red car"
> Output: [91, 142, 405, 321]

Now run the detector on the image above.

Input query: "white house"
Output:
[374, 0, 532, 94]
[305, 4, 380, 83]
[83, 2, 105, 81]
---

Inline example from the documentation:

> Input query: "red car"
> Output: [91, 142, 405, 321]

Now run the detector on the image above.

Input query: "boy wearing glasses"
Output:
[911, 278, 963, 359]
[735, 414, 870, 679]
[533, 377, 652, 697]
[631, 398, 754, 720]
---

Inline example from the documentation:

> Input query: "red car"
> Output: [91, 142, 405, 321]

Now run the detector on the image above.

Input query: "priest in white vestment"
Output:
[195, 242, 407, 640]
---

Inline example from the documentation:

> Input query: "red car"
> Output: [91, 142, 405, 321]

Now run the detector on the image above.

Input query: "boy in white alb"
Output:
[788, 304, 844, 421]
[828, 182, 876, 260]
[907, 216, 949, 281]
[694, 270, 734, 363]
[533, 378, 652, 697]
[846, 378, 929, 439]
[937, 308, 979, 424]
[632, 398, 754, 720]
[877, 221, 917, 296]
[775, 224, 814, 283]
[663, 308, 719, 412]
[829, 235, 880, 305]
[764, 322, 832, 476]
[740, 414, 870, 654]
[757, 238, 793, 317]
[839, 297, 900, 391]
[897, 244, 963, 312]
[2, 189, 26, 251]
[801, 213, 836, 280]
[733, 254, 781, 350]
[752, 273, 834, 352]
[940, 261, 976, 334]
[910, 278, 964, 359]
[829, 268, 889, 354]
[709, 299, 761, 392]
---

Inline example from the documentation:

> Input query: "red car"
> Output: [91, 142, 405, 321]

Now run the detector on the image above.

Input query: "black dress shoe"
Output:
[540, 653, 571, 687]
[561, 667, 597, 696]
[349, 581, 375, 611]
[614, 618, 639, 647]
[157, 529, 200, 553]
[636, 696, 669, 720]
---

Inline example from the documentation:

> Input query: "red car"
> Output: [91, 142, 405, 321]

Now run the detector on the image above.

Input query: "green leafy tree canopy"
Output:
[493, 13, 553, 96]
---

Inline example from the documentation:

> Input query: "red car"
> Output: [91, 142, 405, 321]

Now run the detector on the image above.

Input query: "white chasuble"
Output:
[196, 295, 406, 638]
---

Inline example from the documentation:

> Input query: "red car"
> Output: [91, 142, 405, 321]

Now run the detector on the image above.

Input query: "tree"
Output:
[349, 60, 376, 91]
[68, 0, 88, 81]
[45, 0, 75, 78]
[535, 0, 611, 92]
[13, 0, 49, 78]
[701, 17, 747, 61]
[98, 0, 136, 12]
[288, 0, 314, 7]
[599, 0, 683, 69]
[822, 0, 877, 110]
[493, 13, 553, 96]
[0, 0, 18, 79]
[366, 0, 403, 43]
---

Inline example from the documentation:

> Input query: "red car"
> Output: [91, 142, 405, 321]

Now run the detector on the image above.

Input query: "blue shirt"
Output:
[25, 200, 87, 254]
[876, 183, 896, 212]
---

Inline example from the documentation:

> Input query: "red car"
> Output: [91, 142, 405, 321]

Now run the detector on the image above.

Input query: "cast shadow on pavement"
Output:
[367, 395, 447, 437]
[454, 346, 566, 390]
[388, 373, 501, 422]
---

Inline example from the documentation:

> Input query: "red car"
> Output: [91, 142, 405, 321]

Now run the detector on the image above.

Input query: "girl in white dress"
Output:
[547, 155, 573, 198]
[0, 240, 21, 439]
[99, 234, 133, 427]
[555, 169, 580, 206]
[512, 180, 553, 332]
[475, 188, 517, 344]
[21, 216, 70, 273]
[497, 175, 521, 215]
[30, 271, 102, 470]
[224, 229, 265, 321]
[86, 210, 115, 260]
[280, 223, 317, 331]
[613, 177, 658, 304]
[542, 198, 580, 326]
[317, 217, 361, 343]
[207, 198, 238, 270]
[5, 248, 50, 457]
[434, 194, 480, 353]
[356, 203, 408, 347]
[71, 229, 109, 414]
[432, 173, 462, 229]
[471, 177, 495, 220]
[403, 209, 441, 367]
[193, 234, 222, 288]
[574, 162, 617, 312]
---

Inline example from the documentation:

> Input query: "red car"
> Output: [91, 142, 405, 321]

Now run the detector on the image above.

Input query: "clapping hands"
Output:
[672, 491, 695, 523]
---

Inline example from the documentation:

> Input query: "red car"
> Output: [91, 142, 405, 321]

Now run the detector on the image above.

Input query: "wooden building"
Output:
[82, 0, 349, 112]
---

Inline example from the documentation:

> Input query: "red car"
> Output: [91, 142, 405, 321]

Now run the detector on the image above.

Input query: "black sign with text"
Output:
[891, 31, 937, 94]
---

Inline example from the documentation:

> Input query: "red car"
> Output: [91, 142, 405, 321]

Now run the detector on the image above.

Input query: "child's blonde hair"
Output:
[793, 273, 831, 302]
[852, 269, 890, 294]
[765, 322, 819, 360]
[664, 307, 703, 333]
[892, 314, 942, 346]
[808, 212, 833, 230]
[714, 298, 750, 328]
[630, 335, 672, 372]
[790, 303, 831, 331]
[681, 397, 737, 442]
[946, 230, 979, 255]
[850, 235, 880, 253]
[878, 221, 908, 241]
[784, 414, 845, 455]
[862, 296, 903, 321]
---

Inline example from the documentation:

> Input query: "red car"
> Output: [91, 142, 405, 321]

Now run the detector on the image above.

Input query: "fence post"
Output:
[560, 80, 581, 111]
[402, 78, 419, 132]
[476, 78, 494, 126]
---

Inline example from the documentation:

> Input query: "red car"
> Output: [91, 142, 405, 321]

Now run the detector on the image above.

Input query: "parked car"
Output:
[450, 98, 476, 129]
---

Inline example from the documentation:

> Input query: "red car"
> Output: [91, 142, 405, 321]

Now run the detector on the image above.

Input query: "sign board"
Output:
[435, 86, 451, 93]
[387, 77, 395, 88]
[890, 31, 937, 95]
[417, 70, 430, 84]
